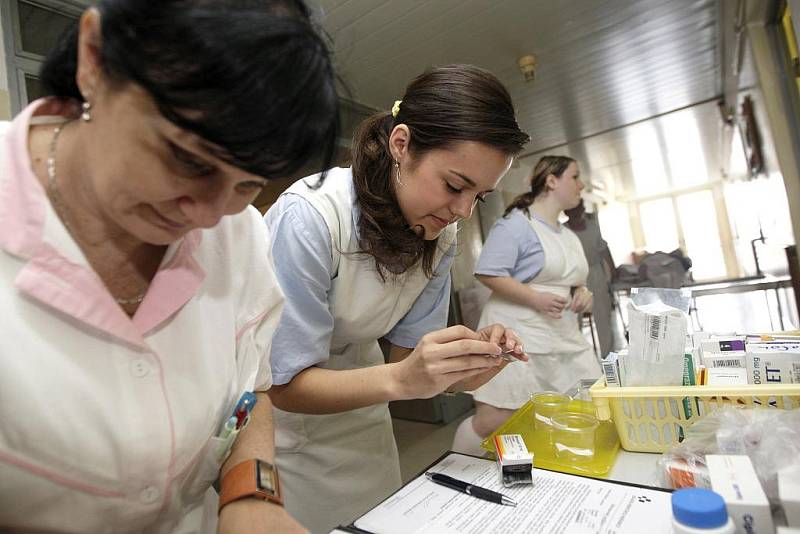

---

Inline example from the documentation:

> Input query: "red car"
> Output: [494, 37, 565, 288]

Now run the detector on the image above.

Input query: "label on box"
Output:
[703, 352, 747, 369]
[602, 352, 621, 387]
[702, 339, 746, 353]
[494, 434, 532, 466]
[706, 367, 748, 386]
[708, 455, 774, 534]
[747, 352, 800, 384]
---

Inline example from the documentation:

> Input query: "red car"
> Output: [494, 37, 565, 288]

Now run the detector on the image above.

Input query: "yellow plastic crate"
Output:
[589, 379, 800, 453]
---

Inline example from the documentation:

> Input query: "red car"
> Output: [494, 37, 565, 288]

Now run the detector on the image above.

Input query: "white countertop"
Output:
[607, 450, 663, 487]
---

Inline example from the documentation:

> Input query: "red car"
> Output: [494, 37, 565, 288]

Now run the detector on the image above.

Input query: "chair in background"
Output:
[581, 312, 601, 361]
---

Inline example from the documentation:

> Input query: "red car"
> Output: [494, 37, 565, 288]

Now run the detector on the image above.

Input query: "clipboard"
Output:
[343, 451, 673, 534]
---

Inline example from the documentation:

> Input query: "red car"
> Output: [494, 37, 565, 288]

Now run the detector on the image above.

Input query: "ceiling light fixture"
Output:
[518, 54, 537, 82]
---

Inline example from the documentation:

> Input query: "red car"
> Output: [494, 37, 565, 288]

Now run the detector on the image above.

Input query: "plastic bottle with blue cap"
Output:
[672, 488, 736, 533]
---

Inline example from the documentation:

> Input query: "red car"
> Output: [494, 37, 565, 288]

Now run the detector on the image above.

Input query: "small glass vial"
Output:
[672, 488, 736, 534]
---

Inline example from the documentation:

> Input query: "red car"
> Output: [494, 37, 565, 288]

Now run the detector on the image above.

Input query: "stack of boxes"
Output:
[699, 338, 800, 386]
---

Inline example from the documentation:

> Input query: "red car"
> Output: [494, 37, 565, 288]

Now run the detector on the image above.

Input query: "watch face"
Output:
[256, 461, 277, 496]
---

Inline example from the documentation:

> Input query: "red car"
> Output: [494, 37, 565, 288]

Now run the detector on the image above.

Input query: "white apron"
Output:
[472, 215, 601, 409]
[273, 169, 456, 534]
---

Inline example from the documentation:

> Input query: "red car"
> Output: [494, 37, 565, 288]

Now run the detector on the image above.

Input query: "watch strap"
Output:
[218, 459, 282, 512]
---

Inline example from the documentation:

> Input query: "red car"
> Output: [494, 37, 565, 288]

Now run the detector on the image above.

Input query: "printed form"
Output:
[354, 453, 672, 534]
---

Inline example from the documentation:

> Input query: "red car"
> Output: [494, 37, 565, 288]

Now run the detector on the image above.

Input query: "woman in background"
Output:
[0, 1, 338, 532]
[265, 65, 530, 533]
[454, 156, 602, 452]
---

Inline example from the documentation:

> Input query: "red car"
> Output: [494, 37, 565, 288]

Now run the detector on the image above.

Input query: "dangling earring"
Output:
[394, 161, 402, 186]
[81, 101, 92, 122]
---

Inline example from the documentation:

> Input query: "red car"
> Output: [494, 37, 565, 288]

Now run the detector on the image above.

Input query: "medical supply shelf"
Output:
[590, 379, 800, 453]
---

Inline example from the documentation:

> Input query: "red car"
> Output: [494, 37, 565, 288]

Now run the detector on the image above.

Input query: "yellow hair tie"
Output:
[391, 100, 402, 118]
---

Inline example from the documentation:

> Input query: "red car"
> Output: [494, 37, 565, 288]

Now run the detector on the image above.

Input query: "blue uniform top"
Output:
[265, 185, 456, 385]
[474, 208, 561, 283]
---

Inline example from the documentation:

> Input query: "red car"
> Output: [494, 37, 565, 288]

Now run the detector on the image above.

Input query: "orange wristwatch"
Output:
[218, 459, 282, 512]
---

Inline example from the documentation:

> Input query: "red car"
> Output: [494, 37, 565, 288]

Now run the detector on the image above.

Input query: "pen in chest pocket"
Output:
[214, 392, 258, 462]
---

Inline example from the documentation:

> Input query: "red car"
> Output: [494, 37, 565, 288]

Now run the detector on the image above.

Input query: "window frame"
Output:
[1, 0, 84, 115]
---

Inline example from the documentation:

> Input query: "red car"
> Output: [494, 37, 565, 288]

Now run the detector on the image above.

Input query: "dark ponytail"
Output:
[504, 155, 576, 217]
[352, 64, 529, 280]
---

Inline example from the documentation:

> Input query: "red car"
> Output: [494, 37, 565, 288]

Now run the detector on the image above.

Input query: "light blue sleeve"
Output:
[474, 209, 544, 283]
[263, 194, 335, 385]
[384, 240, 456, 349]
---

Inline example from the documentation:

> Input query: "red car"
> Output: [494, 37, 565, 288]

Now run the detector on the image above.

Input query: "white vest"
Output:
[273, 167, 456, 534]
[472, 213, 600, 409]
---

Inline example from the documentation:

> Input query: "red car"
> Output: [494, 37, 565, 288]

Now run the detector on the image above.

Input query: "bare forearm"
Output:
[476, 275, 536, 308]
[217, 392, 307, 532]
[268, 365, 400, 415]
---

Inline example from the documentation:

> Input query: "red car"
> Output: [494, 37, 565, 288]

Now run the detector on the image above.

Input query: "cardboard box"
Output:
[707, 454, 774, 534]
[706, 367, 748, 386]
[779, 465, 800, 528]
[494, 434, 533, 487]
[702, 339, 746, 354]
[746, 351, 800, 384]
[602, 352, 621, 387]
[703, 352, 747, 369]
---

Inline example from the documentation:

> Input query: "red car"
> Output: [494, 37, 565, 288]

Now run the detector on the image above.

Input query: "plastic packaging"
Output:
[658, 407, 800, 510]
[671, 488, 736, 533]
[625, 287, 691, 386]
[563, 378, 599, 414]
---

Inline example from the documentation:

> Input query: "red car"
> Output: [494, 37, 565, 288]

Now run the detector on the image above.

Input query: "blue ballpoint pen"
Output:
[425, 472, 517, 506]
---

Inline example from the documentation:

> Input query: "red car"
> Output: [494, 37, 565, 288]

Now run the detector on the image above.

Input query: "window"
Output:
[1, 0, 81, 114]
[17, 1, 75, 57]
[639, 198, 679, 253]
[675, 190, 726, 280]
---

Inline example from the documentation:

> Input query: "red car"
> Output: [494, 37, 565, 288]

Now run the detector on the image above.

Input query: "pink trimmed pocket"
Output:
[0, 449, 126, 498]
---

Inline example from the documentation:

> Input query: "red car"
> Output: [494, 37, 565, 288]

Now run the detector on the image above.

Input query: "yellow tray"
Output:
[480, 399, 621, 478]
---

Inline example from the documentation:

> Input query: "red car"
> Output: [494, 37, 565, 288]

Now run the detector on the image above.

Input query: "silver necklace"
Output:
[47, 123, 147, 306]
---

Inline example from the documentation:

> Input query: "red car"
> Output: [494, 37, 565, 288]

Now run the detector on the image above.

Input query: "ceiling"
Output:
[317, 0, 722, 156]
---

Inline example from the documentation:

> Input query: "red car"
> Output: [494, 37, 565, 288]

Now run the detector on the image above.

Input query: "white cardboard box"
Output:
[706, 367, 748, 386]
[746, 351, 800, 384]
[707, 454, 775, 534]
[780, 465, 800, 528]
[702, 339, 746, 354]
[703, 352, 747, 369]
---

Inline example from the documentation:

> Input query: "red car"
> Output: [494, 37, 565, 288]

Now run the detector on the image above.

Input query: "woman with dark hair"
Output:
[264, 64, 530, 533]
[455, 156, 602, 452]
[0, 1, 337, 532]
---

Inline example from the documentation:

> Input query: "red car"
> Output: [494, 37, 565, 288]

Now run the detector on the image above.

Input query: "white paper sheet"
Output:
[354, 453, 673, 534]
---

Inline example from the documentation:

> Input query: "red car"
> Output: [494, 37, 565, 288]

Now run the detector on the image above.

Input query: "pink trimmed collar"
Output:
[0, 100, 206, 348]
